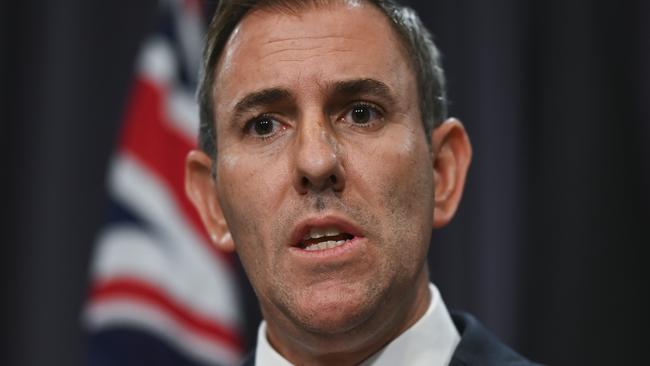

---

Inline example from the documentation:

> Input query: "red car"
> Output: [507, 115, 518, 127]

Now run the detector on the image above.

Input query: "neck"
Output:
[264, 269, 431, 366]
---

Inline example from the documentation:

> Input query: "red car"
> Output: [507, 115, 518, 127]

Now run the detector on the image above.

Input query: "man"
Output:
[185, 0, 540, 365]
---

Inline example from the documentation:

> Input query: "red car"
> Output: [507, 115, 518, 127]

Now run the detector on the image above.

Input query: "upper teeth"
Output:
[304, 226, 342, 240]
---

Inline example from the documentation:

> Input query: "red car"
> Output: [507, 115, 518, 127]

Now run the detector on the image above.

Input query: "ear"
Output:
[430, 118, 472, 229]
[185, 150, 235, 252]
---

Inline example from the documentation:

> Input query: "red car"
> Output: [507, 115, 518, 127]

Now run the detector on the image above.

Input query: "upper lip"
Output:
[289, 214, 364, 248]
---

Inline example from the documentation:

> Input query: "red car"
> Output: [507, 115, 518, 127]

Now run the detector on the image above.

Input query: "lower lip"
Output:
[289, 236, 365, 259]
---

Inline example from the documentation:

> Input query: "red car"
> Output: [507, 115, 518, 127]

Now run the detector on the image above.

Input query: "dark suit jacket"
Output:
[448, 312, 541, 366]
[241, 311, 542, 366]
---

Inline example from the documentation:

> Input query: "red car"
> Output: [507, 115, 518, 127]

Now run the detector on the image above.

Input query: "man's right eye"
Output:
[245, 116, 283, 139]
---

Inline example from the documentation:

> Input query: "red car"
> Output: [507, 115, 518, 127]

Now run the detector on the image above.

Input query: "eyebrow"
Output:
[233, 88, 294, 117]
[331, 78, 396, 103]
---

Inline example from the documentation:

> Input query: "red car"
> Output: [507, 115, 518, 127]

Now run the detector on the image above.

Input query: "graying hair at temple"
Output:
[197, 0, 448, 158]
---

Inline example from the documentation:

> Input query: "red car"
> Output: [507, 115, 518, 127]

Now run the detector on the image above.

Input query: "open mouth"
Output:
[298, 226, 355, 251]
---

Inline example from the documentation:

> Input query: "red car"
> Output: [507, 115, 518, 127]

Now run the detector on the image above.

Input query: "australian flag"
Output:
[84, 0, 243, 365]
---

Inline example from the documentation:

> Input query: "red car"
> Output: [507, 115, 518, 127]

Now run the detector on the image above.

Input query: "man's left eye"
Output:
[342, 103, 382, 125]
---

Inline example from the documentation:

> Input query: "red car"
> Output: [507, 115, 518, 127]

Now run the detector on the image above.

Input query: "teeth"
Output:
[304, 240, 347, 251]
[325, 228, 340, 236]
[304, 226, 342, 240]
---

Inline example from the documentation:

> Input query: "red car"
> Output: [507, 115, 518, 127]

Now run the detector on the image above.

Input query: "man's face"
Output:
[212, 2, 434, 335]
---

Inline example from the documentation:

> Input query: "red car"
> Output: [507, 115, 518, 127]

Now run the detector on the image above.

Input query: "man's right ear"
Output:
[185, 150, 235, 253]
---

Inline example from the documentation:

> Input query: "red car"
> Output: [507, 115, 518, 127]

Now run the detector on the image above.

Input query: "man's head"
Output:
[197, 0, 448, 159]
[186, 0, 471, 363]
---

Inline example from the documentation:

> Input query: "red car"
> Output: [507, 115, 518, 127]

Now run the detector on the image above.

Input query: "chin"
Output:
[289, 285, 380, 335]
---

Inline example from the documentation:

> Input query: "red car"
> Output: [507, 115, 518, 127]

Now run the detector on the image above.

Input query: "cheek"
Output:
[215, 153, 291, 273]
[216, 156, 268, 249]
[351, 128, 433, 214]
[217, 151, 285, 219]
[349, 128, 433, 264]
[386, 147, 433, 233]
[217, 173, 271, 292]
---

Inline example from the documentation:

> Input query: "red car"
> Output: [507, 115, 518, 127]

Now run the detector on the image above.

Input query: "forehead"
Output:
[213, 2, 415, 110]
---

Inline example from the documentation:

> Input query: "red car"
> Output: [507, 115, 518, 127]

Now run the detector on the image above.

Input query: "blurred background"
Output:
[4, 0, 648, 365]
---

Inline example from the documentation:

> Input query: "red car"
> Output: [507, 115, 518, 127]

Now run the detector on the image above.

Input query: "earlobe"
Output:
[430, 118, 472, 229]
[185, 150, 236, 252]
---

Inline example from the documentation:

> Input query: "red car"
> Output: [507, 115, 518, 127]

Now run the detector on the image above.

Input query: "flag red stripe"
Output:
[119, 78, 231, 264]
[183, 0, 201, 14]
[90, 277, 242, 352]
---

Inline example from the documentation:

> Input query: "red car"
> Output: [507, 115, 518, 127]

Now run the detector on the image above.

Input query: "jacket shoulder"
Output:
[450, 312, 544, 366]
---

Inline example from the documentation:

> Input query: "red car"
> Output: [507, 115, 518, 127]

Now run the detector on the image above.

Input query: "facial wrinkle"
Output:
[265, 47, 355, 63]
[265, 34, 358, 45]
[262, 45, 329, 58]
[261, 33, 358, 62]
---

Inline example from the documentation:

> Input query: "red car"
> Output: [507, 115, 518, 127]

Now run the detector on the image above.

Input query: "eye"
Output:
[245, 115, 284, 138]
[342, 103, 383, 126]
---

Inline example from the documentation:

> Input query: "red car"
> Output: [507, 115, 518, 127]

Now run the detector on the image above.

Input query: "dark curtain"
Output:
[4, 1, 158, 365]
[5, 1, 648, 365]
[411, 1, 649, 365]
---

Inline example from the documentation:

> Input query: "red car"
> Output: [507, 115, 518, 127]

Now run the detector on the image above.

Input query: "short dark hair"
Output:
[197, 0, 447, 158]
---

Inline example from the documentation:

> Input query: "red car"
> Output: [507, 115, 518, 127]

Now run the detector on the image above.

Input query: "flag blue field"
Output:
[84, 1, 243, 365]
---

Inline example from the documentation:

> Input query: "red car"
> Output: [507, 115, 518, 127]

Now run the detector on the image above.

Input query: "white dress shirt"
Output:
[254, 283, 460, 366]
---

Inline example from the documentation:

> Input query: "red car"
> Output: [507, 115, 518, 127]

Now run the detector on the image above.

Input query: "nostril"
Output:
[298, 174, 342, 191]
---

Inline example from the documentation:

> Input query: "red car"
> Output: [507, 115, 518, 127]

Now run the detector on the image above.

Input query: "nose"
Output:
[292, 120, 345, 194]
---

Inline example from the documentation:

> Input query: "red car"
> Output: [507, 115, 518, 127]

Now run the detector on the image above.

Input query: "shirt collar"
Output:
[254, 283, 460, 366]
